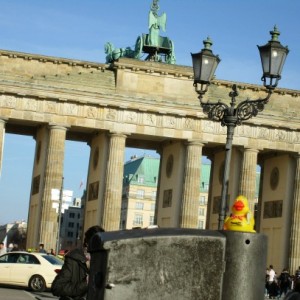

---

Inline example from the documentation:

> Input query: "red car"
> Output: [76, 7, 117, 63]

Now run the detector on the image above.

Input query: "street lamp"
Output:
[55, 177, 64, 256]
[191, 26, 289, 230]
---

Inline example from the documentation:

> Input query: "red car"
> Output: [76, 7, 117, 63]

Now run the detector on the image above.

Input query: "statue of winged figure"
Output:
[148, 0, 166, 46]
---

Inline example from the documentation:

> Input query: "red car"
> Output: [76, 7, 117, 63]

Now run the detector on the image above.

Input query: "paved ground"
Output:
[0, 286, 58, 300]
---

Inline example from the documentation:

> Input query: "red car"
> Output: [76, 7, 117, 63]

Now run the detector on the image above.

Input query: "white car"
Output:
[0, 251, 63, 292]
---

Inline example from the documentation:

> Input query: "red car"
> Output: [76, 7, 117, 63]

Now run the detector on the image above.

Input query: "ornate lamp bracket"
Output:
[198, 84, 273, 127]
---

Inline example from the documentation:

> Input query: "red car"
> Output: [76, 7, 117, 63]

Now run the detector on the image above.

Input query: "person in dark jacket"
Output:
[51, 225, 104, 300]
[280, 268, 291, 297]
[284, 279, 300, 300]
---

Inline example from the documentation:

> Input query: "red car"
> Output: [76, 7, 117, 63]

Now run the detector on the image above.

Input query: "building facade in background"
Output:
[59, 197, 85, 250]
[120, 155, 212, 230]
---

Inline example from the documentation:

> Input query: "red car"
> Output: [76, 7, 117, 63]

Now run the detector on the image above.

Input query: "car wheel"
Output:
[29, 274, 46, 292]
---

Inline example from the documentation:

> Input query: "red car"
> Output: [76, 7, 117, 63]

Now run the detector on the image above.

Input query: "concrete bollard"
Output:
[219, 230, 267, 300]
[87, 228, 267, 300]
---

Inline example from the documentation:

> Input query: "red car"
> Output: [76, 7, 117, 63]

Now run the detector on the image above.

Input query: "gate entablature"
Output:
[0, 50, 300, 152]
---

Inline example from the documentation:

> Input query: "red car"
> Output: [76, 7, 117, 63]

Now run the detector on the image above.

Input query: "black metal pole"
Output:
[55, 177, 64, 255]
[218, 123, 235, 230]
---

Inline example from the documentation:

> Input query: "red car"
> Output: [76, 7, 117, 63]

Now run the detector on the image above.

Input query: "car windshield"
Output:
[41, 255, 63, 265]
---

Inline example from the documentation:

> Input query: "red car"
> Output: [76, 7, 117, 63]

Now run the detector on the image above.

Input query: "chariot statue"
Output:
[105, 0, 176, 64]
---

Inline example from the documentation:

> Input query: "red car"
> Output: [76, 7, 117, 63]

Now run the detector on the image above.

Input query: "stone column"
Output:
[102, 133, 126, 231]
[0, 119, 6, 176]
[239, 148, 258, 203]
[255, 160, 264, 232]
[205, 152, 215, 229]
[180, 141, 204, 228]
[40, 125, 67, 250]
[289, 154, 300, 273]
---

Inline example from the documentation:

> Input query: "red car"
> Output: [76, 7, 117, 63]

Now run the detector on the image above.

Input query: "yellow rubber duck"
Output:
[223, 195, 256, 232]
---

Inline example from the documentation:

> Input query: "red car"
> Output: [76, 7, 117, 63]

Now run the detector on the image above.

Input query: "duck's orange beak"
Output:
[233, 200, 245, 211]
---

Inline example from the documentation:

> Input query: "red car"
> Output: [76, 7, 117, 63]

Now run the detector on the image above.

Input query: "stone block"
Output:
[87, 228, 226, 300]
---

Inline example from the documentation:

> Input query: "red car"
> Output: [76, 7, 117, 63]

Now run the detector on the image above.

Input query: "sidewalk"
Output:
[0, 288, 36, 300]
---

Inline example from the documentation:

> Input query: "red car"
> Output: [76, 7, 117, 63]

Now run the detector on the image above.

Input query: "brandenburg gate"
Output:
[1, 49, 300, 273]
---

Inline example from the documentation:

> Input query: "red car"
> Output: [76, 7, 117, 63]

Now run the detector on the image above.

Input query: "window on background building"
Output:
[135, 202, 144, 210]
[133, 214, 143, 226]
[199, 208, 205, 216]
[198, 220, 204, 229]
[199, 196, 206, 205]
[152, 191, 156, 200]
[151, 203, 155, 211]
[67, 231, 74, 237]
[68, 222, 74, 228]
[69, 213, 75, 218]
[138, 176, 145, 183]
[136, 189, 145, 199]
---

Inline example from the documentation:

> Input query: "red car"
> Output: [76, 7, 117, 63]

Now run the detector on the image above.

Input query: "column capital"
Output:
[185, 140, 205, 147]
[109, 131, 129, 139]
[48, 124, 69, 131]
[244, 147, 259, 153]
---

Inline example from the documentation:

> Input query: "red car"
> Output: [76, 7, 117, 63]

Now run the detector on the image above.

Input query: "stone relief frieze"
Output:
[0, 95, 17, 108]
[63, 103, 78, 116]
[257, 127, 270, 140]
[236, 124, 252, 137]
[202, 119, 300, 145]
[86, 106, 98, 119]
[202, 120, 215, 133]
[184, 118, 193, 130]
[124, 111, 137, 123]
[23, 98, 38, 111]
[163, 116, 176, 128]
[202, 120, 226, 135]
[106, 108, 117, 120]
[45, 102, 57, 114]
[274, 129, 287, 142]
[144, 113, 156, 125]
[292, 132, 300, 143]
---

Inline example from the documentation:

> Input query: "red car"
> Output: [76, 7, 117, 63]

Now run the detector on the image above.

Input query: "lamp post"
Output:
[55, 177, 64, 256]
[191, 26, 289, 230]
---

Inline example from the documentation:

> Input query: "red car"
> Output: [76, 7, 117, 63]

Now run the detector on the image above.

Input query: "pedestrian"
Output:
[266, 267, 270, 297]
[295, 267, 300, 281]
[267, 265, 277, 299]
[269, 276, 280, 299]
[50, 248, 56, 255]
[51, 225, 104, 300]
[39, 243, 47, 253]
[11, 243, 19, 251]
[7, 243, 13, 252]
[284, 279, 300, 299]
[279, 268, 291, 297]
[0, 242, 6, 255]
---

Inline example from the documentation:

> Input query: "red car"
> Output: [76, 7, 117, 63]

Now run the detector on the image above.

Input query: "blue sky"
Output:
[0, 0, 299, 224]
